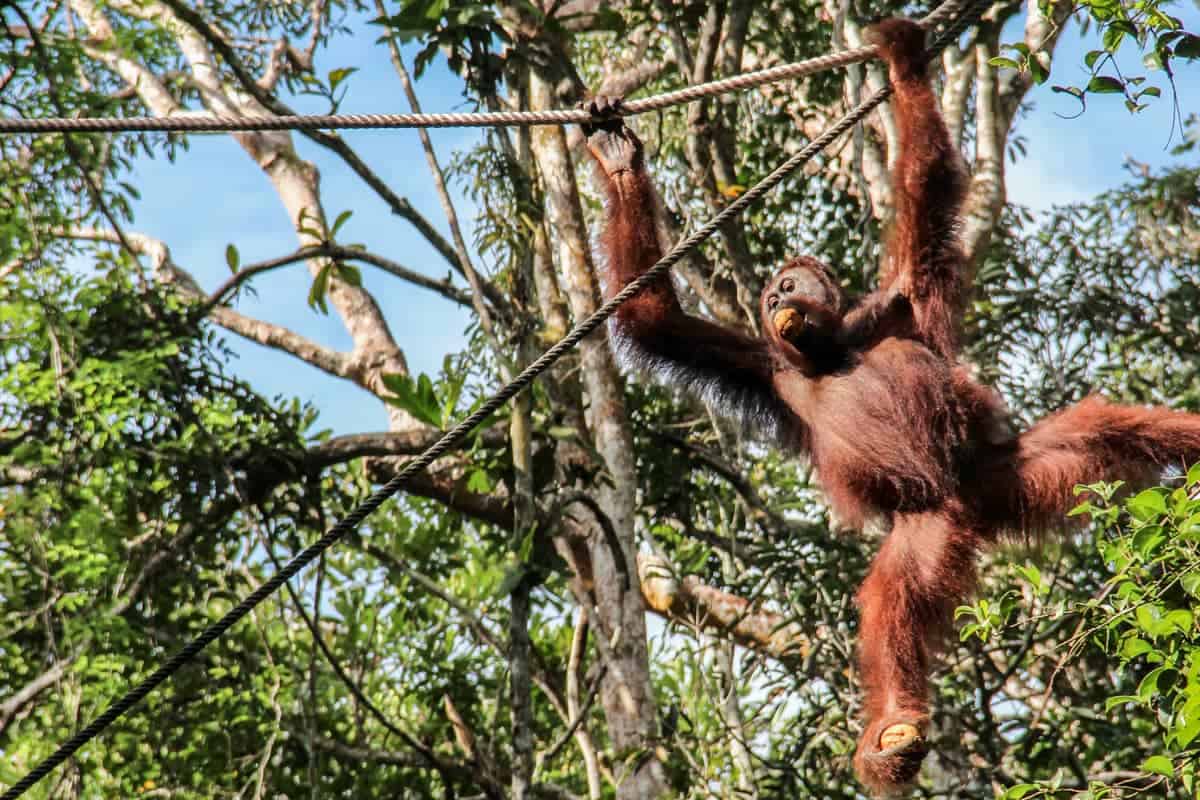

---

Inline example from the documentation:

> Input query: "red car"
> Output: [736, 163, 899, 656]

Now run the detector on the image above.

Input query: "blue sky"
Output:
[120, 9, 1200, 437]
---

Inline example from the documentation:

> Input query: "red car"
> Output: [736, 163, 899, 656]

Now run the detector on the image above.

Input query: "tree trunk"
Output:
[530, 68, 667, 800]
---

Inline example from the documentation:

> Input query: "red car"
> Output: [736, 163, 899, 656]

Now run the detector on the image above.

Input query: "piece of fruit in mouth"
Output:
[773, 307, 804, 338]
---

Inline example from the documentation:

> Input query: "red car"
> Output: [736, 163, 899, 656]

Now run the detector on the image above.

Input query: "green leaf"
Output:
[988, 56, 1021, 70]
[1148, 11, 1183, 31]
[1016, 564, 1043, 591]
[1128, 489, 1168, 520]
[380, 372, 443, 428]
[1002, 784, 1038, 800]
[1137, 665, 1169, 700]
[1121, 636, 1154, 660]
[1132, 525, 1166, 558]
[225, 243, 240, 272]
[1102, 25, 1126, 52]
[1173, 715, 1200, 747]
[331, 209, 353, 237]
[328, 66, 359, 92]
[1085, 49, 1105, 68]
[1105, 694, 1140, 711]
[1087, 75, 1125, 93]
[1175, 34, 1200, 59]
[466, 468, 492, 494]
[1141, 755, 1173, 777]
[1029, 53, 1050, 84]
[335, 263, 362, 287]
[308, 264, 331, 313]
[1052, 85, 1086, 106]
[1164, 608, 1193, 634]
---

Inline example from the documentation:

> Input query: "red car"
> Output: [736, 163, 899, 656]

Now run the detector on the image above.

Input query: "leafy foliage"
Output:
[991, 0, 1200, 114]
[4, 1, 1200, 798]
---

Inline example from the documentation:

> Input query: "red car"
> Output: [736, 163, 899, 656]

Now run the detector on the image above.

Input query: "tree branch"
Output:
[638, 553, 810, 664]
[305, 428, 507, 469]
[152, 0, 479, 289]
[204, 243, 474, 311]
[300, 732, 429, 767]
[67, 0, 183, 118]
[377, 10, 512, 335]
[0, 658, 74, 738]
[60, 226, 361, 383]
[364, 457, 515, 528]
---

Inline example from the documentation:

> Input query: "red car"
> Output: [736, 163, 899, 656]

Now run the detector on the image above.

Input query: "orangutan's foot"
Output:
[853, 716, 930, 796]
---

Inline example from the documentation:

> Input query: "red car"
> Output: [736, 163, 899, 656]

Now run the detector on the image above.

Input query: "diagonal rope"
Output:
[0, 2, 988, 797]
[0, 3, 967, 136]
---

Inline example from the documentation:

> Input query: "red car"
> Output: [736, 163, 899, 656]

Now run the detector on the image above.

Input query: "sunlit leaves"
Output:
[1084, 473, 1200, 776]
[991, 0, 1197, 115]
[381, 356, 467, 429]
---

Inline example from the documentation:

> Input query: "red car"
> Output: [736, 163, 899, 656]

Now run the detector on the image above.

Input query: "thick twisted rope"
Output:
[0, 2, 988, 796]
[0, 4, 966, 136]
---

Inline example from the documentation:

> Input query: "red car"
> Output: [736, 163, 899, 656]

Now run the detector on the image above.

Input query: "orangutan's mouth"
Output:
[773, 307, 806, 341]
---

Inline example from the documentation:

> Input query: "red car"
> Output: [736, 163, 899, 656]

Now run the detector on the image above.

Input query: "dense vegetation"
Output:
[1, 0, 1198, 797]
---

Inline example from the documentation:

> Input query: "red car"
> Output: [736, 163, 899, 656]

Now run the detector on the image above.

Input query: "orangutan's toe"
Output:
[854, 718, 929, 793]
[879, 722, 922, 754]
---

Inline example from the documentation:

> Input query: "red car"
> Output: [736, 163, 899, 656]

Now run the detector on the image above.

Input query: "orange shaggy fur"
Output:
[584, 17, 1200, 795]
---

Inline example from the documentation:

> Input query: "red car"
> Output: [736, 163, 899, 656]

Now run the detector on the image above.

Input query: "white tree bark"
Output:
[67, 0, 419, 432]
[530, 69, 668, 800]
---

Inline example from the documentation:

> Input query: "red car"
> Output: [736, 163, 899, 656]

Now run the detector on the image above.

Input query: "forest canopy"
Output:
[1, 0, 1199, 798]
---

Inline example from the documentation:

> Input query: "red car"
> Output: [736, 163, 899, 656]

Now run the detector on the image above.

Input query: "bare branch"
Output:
[963, 29, 1006, 265]
[223, 305, 366, 379]
[67, 0, 183, 117]
[256, 37, 289, 92]
[0, 658, 74, 738]
[961, 0, 1072, 264]
[940, 43, 977, 149]
[152, 0, 476, 287]
[560, 610, 603, 798]
[301, 732, 430, 767]
[376, 7, 512, 337]
[59, 225, 363, 383]
[305, 427, 506, 468]
[638, 553, 811, 664]
[364, 458, 515, 528]
[536, 662, 606, 771]
[205, 244, 473, 311]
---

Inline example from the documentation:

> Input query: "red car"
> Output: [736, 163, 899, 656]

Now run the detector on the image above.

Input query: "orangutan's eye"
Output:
[767, 295, 779, 310]
[780, 278, 795, 293]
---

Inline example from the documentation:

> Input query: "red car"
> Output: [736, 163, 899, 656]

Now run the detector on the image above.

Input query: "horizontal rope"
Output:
[0, 48, 875, 134]
[0, 0, 987, 796]
[0, 3, 967, 135]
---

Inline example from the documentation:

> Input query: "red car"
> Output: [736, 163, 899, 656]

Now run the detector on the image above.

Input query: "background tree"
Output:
[1, 0, 1198, 798]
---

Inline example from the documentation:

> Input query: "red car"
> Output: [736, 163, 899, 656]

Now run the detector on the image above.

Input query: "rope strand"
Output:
[0, 2, 967, 136]
[0, 1, 987, 796]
